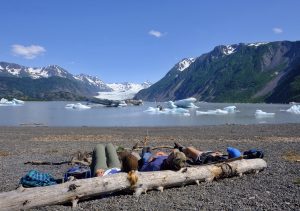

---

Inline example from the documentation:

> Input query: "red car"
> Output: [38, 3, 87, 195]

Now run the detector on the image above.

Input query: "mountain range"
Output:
[0, 62, 148, 101]
[135, 41, 300, 103]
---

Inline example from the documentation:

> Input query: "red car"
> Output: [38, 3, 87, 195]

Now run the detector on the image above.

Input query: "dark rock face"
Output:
[135, 41, 300, 103]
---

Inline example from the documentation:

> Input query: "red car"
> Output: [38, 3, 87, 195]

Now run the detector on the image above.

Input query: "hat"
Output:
[166, 149, 186, 170]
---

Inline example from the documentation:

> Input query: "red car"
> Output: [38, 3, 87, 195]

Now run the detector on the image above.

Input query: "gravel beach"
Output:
[0, 124, 299, 210]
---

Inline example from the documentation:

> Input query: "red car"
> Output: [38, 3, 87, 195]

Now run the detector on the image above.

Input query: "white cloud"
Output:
[149, 30, 164, 38]
[11, 44, 46, 59]
[272, 27, 283, 34]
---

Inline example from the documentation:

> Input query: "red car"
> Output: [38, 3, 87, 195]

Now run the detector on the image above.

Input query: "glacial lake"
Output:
[0, 101, 299, 127]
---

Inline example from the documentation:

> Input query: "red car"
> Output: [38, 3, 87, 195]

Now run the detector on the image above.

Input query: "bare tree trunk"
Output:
[0, 159, 267, 211]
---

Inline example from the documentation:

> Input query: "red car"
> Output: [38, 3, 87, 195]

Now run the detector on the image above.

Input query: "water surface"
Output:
[0, 102, 299, 127]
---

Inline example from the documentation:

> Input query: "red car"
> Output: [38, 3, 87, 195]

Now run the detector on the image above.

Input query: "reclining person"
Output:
[174, 142, 228, 165]
[139, 147, 186, 172]
[91, 143, 140, 177]
[91, 143, 122, 177]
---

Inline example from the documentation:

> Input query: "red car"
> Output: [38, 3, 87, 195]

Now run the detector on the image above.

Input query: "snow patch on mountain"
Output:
[248, 42, 269, 47]
[177, 58, 195, 71]
[222, 45, 236, 55]
[74, 74, 108, 89]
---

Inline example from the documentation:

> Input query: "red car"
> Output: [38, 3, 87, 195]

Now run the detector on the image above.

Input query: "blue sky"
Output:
[0, 0, 299, 83]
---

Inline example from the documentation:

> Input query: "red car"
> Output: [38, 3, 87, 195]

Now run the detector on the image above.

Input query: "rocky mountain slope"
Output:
[135, 41, 300, 103]
[0, 62, 111, 100]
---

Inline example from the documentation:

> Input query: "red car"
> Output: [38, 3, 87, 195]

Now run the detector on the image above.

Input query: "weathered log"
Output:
[0, 159, 267, 211]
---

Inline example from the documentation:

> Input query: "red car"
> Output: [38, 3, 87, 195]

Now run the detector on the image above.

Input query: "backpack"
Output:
[20, 170, 57, 187]
[64, 165, 91, 181]
[243, 149, 264, 159]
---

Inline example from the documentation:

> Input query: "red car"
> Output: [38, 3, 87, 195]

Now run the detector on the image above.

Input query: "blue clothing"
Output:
[20, 170, 57, 187]
[227, 147, 241, 158]
[140, 155, 168, 171]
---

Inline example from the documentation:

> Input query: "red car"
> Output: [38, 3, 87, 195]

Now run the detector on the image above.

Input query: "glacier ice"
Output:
[0, 98, 24, 106]
[255, 110, 275, 118]
[173, 97, 198, 108]
[65, 103, 91, 110]
[166, 101, 177, 109]
[286, 105, 300, 114]
[196, 105, 238, 115]
[144, 107, 190, 116]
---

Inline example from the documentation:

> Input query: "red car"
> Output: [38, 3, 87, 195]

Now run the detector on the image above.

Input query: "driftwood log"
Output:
[0, 159, 267, 211]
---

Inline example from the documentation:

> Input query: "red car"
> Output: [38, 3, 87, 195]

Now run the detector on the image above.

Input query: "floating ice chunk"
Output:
[255, 110, 275, 117]
[166, 101, 177, 109]
[286, 105, 300, 114]
[0, 98, 24, 106]
[223, 106, 238, 113]
[12, 98, 24, 104]
[118, 101, 127, 107]
[174, 97, 198, 108]
[65, 103, 91, 110]
[196, 109, 229, 115]
[144, 107, 190, 116]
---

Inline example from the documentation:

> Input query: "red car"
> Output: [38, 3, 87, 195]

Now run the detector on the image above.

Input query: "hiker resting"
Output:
[174, 142, 228, 165]
[91, 143, 122, 177]
[139, 147, 186, 171]
[91, 143, 140, 177]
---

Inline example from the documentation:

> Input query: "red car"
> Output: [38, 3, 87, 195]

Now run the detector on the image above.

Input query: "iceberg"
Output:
[286, 105, 300, 114]
[223, 106, 238, 113]
[144, 107, 190, 116]
[12, 98, 25, 104]
[196, 109, 228, 115]
[173, 97, 198, 108]
[196, 105, 238, 115]
[166, 101, 177, 109]
[0, 98, 24, 106]
[255, 110, 275, 118]
[65, 103, 91, 110]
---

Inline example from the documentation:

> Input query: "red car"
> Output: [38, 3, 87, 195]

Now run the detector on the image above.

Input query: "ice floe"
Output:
[286, 105, 300, 114]
[144, 107, 190, 116]
[173, 97, 198, 108]
[255, 110, 275, 118]
[196, 105, 238, 115]
[166, 101, 177, 109]
[65, 103, 91, 110]
[0, 98, 24, 106]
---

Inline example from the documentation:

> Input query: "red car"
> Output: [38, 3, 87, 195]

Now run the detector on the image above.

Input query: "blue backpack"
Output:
[243, 149, 264, 159]
[64, 165, 91, 181]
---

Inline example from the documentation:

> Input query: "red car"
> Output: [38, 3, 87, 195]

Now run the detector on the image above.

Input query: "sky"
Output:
[0, 0, 299, 83]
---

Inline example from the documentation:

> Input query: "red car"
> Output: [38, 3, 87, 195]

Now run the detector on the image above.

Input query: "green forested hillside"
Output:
[135, 41, 300, 103]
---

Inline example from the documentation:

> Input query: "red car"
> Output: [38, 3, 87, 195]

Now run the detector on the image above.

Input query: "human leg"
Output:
[105, 143, 122, 169]
[91, 144, 108, 177]
[182, 147, 203, 160]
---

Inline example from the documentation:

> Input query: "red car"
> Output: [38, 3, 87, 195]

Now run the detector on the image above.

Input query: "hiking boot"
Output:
[174, 142, 184, 152]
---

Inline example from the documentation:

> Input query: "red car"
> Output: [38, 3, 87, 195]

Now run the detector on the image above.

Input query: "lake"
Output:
[0, 101, 299, 127]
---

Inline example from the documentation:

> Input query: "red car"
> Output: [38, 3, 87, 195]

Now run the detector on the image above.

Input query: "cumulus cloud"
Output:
[149, 30, 164, 38]
[11, 44, 46, 59]
[272, 27, 283, 34]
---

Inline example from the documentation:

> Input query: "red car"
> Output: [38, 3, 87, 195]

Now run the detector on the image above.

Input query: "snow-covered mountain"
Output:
[174, 58, 196, 72]
[95, 82, 152, 100]
[0, 62, 112, 91]
[0, 61, 152, 100]
[73, 74, 112, 91]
